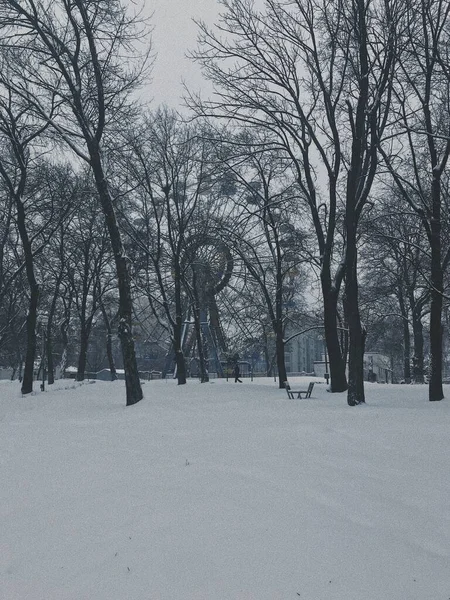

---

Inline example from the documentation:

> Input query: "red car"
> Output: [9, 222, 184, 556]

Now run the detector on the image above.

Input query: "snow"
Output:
[1, 377, 449, 600]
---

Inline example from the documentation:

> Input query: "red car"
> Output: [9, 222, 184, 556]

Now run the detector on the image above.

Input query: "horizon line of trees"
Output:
[0, 0, 449, 406]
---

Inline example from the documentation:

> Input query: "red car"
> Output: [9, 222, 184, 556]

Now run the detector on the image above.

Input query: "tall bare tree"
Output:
[381, 0, 450, 401]
[0, 0, 150, 404]
[0, 81, 56, 394]
[190, 0, 402, 404]
[211, 131, 308, 388]
[118, 109, 213, 385]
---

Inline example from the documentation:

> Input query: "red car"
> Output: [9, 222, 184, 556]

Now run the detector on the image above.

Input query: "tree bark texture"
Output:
[89, 146, 143, 405]
[429, 182, 444, 401]
[21, 285, 38, 395]
[398, 292, 411, 383]
[321, 282, 348, 392]
[174, 270, 187, 385]
[15, 199, 39, 395]
[344, 228, 366, 406]
[412, 308, 425, 384]
[403, 319, 411, 384]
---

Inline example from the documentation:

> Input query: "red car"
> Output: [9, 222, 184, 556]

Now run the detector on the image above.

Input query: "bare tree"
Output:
[381, 0, 450, 400]
[66, 186, 114, 382]
[360, 201, 430, 383]
[211, 132, 308, 387]
[118, 109, 213, 385]
[0, 0, 150, 404]
[0, 81, 57, 394]
[36, 164, 81, 385]
[190, 0, 402, 404]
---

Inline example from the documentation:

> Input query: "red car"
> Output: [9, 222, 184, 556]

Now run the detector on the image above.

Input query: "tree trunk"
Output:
[46, 324, 54, 385]
[46, 279, 62, 385]
[172, 318, 187, 385]
[262, 331, 272, 377]
[21, 283, 39, 395]
[398, 293, 411, 383]
[411, 307, 425, 383]
[105, 331, 117, 380]
[59, 316, 70, 379]
[345, 222, 365, 406]
[321, 283, 348, 392]
[403, 320, 411, 384]
[429, 188, 444, 401]
[275, 327, 287, 389]
[274, 266, 287, 389]
[89, 145, 143, 405]
[15, 198, 39, 395]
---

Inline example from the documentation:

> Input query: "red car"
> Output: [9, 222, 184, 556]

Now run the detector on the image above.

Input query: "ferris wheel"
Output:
[181, 235, 234, 376]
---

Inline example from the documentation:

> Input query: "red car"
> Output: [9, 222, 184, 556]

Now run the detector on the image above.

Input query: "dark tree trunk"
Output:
[321, 283, 347, 392]
[275, 328, 287, 389]
[343, 0, 377, 406]
[274, 267, 287, 389]
[59, 314, 70, 379]
[403, 321, 411, 384]
[46, 325, 54, 385]
[22, 283, 39, 395]
[89, 145, 143, 405]
[15, 198, 39, 395]
[46, 278, 62, 385]
[398, 292, 411, 383]
[106, 331, 117, 380]
[344, 255, 366, 406]
[429, 183, 444, 401]
[173, 268, 187, 385]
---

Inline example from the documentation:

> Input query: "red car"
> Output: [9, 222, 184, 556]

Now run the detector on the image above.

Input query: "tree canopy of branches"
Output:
[190, 0, 404, 405]
[381, 0, 450, 401]
[0, 0, 150, 404]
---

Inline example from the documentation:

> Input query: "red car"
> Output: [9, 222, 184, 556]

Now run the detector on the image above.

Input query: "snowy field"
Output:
[0, 377, 449, 600]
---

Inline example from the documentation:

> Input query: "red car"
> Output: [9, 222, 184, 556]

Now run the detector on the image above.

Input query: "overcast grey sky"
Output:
[146, 0, 220, 108]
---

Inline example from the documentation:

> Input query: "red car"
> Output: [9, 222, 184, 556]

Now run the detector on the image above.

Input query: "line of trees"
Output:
[0, 0, 449, 405]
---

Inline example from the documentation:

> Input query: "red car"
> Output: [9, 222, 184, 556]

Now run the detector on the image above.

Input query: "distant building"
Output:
[314, 352, 393, 383]
[284, 330, 323, 374]
[364, 353, 392, 383]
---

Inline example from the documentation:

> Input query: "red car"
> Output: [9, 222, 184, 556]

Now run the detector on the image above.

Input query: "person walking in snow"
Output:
[234, 363, 242, 383]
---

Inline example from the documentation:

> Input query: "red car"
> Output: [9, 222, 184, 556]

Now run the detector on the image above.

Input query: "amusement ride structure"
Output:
[163, 234, 234, 377]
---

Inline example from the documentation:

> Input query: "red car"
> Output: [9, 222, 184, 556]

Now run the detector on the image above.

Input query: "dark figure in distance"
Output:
[234, 363, 242, 383]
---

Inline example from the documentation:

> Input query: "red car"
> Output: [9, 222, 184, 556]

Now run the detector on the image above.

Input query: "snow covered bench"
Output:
[284, 381, 315, 399]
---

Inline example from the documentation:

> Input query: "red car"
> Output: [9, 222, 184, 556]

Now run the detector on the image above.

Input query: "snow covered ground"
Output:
[0, 376, 449, 600]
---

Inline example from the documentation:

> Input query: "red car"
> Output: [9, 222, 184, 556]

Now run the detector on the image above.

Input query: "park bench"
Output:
[284, 381, 315, 399]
